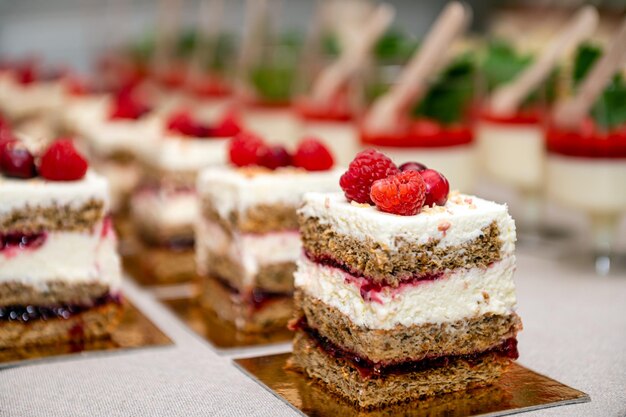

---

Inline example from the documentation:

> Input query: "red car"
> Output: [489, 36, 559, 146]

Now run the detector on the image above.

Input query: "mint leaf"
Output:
[573, 43, 601, 85]
[411, 53, 476, 125]
[482, 40, 531, 91]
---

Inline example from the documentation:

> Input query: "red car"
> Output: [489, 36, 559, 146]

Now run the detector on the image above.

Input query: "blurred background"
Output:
[1, 0, 625, 277]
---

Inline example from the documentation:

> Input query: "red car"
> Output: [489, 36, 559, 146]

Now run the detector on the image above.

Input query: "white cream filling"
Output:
[242, 107, 302, 146]
[0, 171, 110, 214]
[295, 256, 517, 329]
[0, 225, 122, 291]
[299, 192, 516, 254]
[196, 219, 301, 287]
[131, 190, 198, 230]
[197, 167, 343, 221]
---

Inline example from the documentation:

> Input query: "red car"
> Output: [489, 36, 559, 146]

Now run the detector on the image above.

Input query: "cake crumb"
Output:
[482, 291, 490, 304]
[438, 220, 451, 236]
[324, 197, 330, 209]
[351, 201, 372, 209]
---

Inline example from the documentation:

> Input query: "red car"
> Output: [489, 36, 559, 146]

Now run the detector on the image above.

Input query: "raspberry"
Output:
[0, 140, 37, 179]
[212, 111, 242, 137]
[228, 132, 268, 167]
[258, 145, 292, 169]
[293, 138, 334, 171]
[419, 169, 450, 207]
[370, 171, 427, 216]
[339, 149, 399, 204]
[109, 91, 150, 120]
[39, 139, 88, 181]
[167, 110, 198, 136]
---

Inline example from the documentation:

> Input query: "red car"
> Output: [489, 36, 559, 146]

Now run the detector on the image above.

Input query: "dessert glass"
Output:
[360, 56, 478, 193]
[545, 88, 626, 274]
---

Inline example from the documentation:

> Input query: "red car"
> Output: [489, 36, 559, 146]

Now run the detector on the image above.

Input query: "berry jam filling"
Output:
[0, 232, 47, 253]
[291, 317, 519, 379]
[213, 275, 291, 311]
[360, 119, 473, 148]
[546, 120, 626, 159]
[0, 293, 122, 323]
[304, 251, 443, 303]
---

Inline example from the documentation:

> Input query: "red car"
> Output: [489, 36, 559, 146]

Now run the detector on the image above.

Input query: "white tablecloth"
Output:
[1, 250, 625, 417]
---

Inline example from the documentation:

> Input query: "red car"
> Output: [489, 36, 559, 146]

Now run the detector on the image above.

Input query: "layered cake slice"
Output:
[0, 137, 123, 348]
[196, 133, 341, 332]
[290, 150, 522, 408]
[128, 109, 241, 284]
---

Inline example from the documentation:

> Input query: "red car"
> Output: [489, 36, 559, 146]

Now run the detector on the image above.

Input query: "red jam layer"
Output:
[546, 121, 626, 159]
[0, 232, 47, 253]
[292, 317, 518, 379]
[304, 251, 443, 303]
[213, 275, 292, 311]
[294, 96, 353, 122]
[479, 107, 542, 125]
[360, 119, 474, 148]
[0, 293, 122, 323]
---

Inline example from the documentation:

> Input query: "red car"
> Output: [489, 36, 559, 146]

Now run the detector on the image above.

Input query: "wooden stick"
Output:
[365, 2, 470, 133]
[153, 0, 183, 76]
[187, 0, 224, 84]
[490, 6, 598, 116]
[553, 15, 626, 129]
[310, 3, 395, 104]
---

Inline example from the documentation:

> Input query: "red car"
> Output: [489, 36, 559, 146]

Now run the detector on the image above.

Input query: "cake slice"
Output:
[196, 134, 341, 332]
[0, 138, 123, 348]
[289, 150, 521, 408]
[128, 109, 240, 284]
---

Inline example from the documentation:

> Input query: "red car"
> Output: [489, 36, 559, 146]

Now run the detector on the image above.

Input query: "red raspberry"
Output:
[258, 145, 292, 169]
[419, 169, 450, 207]
[109, 92, 150, 120]
[0, 139, 37, 179]
[228, 132, 268, 167]
[293, 138, 334, 171]
[212, 111, 242, 137]
[167, 110, 197, 136]
[370, 171, 427, 216]
[339, 149, 399, 204]
[39, 139, 88, 181]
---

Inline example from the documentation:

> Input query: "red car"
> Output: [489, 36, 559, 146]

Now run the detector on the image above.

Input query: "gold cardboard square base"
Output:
[0, 301, 173, 368]
[235, 353, 590, 417]
[163, 297, 293, 349]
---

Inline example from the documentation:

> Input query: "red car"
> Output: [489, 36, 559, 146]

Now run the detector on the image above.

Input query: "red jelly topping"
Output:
[291, 317, 519, 379]
[0, 232, 47, 254]
[360, 118, 473, 148]
[546, 119, 626, 159]
[479, 107, 542, 125]
[0, 293, 122, 323]
[294, 93, 353, 122]
[189, 75, 232, 98]
[109, 89, 151, 120]
[167, 110, 241, 138]
[305, 251, 443, 303]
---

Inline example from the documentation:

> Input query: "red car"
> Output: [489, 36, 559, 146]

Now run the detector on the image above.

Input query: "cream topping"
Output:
[198, 166, 343, 220]
[299, 192, 516, 253]
[0, 170, 110, 214]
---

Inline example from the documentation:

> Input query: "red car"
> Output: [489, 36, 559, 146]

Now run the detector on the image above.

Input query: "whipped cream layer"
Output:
[0, 221, 122, 290]
[300, 192, 516, 253]
[296, 256, 517, 329]
[132, 189, 198, 230]
[0, 79, 65, 119]
[198, 167, 343, 220]
[196, 219, 301, 287]
[0, 171, 110, 215]
[143, 135, 229, 172]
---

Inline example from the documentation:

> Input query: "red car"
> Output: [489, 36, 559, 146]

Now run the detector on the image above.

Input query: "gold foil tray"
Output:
[0, 301, 173, 368]
[235, 353, 590, 417]
[163, 297, 292, 349]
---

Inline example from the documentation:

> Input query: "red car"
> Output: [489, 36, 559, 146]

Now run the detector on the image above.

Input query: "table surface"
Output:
[1, 249, 625, 417]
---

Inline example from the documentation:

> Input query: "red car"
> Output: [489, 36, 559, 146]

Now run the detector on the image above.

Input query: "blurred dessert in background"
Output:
[0, 136, 122, 348]
[196, 134, 341, 332]
[128, 107, 241, 284]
